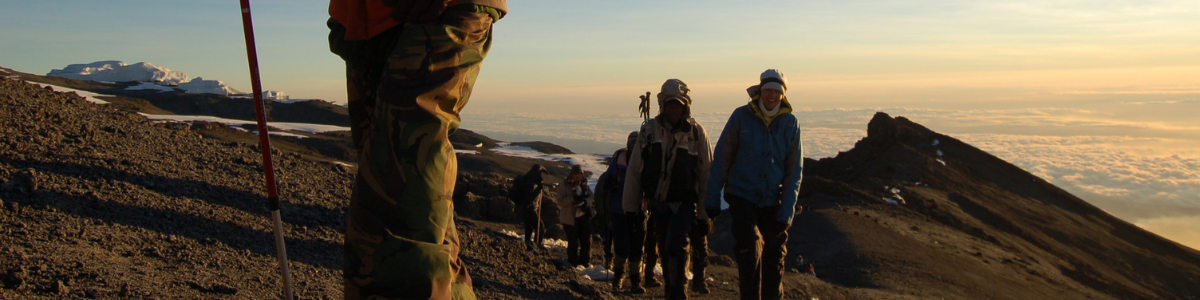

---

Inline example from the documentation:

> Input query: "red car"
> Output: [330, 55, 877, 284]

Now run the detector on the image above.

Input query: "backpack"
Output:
[510, 174, 535, 207]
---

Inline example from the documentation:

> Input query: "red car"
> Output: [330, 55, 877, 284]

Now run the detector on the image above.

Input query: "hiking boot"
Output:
[690, 279, 709, 294]
[611, 257, 626, 290]
[644, 272, 662, 288]
[628, 259, 645, 294]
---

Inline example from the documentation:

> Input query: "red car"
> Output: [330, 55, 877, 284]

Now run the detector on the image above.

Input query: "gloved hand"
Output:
[705, 207, 721, 220]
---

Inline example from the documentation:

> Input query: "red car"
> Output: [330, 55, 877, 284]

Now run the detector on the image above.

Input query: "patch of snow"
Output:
[936, 158, 946, 166]
[125, 81, 177, 92]
[577, 265, 613, 281]
[491, 143, 608, 188]
[543, 238, 568, 248]
[937, 149, 944, 156]
[47, 61, 189, 84]
[25, 81, 111, 104]
[498, 229, 521, 239]
[139, 113, 350, 133]
[176, 77, 241, 95]
[230, 91, 290, 101]
[455, 149, 480, 155]
[932, 139, 940, 146]
[251, 131, 308, 139]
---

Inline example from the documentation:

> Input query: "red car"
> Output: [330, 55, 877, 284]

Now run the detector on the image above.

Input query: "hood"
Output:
[656, 78, 693, 119]
[746, 84, 793, 125]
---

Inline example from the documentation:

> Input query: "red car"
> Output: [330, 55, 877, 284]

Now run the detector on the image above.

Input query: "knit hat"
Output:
[760, 69, 787, 93]
[569, 164, 584, 177]
[656, 79, 692, 108]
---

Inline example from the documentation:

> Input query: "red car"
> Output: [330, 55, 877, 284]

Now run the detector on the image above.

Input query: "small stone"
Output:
[211, 283, 238, 295]
[54, 280, 69, 295]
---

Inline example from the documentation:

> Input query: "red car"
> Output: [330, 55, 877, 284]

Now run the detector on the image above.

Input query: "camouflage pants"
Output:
[329, 5, 497, 300]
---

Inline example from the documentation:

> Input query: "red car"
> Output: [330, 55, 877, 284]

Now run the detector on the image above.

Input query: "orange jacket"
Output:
[329, 0, 507, 41]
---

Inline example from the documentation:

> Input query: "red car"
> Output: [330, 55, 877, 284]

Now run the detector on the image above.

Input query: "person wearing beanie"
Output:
[328, 0, 507, 299]
[595, 131, 640, 290]
[623, 79, 714, 300]
[559, 164, 594, 267]
[705, 69, 804, 300]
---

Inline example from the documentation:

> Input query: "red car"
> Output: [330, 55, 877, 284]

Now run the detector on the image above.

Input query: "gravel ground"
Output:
[0, 78, 787, 299]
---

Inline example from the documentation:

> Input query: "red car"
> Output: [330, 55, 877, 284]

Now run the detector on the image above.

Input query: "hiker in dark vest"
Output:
[624, 79, 713, 300]
[511, 164, 549, 252]
[593, 164, 614, 271]
[598, 132, 640, 291]
[328, 0, 506, 298]
[558, 165, 594, 267]
[705, 69, 803, 300]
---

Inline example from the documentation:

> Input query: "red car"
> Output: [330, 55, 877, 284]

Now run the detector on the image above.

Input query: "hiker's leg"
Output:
[663, 202, 695, 300]
[644, 211, 662, 287]
[728, 195, 763, 300]
[565, 224, 579, 264]
[689, 217, 712, 294]
[759, 205, 789, 300]
[627, 212, 647, 293]
[577, 216, 593, 266]
[341, 6, 496, 299]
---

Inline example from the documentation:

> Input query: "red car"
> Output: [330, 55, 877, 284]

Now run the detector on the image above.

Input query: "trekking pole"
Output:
[238, 1, 295, 299]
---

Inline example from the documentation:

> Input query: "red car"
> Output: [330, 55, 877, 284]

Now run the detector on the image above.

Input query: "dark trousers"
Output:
[653, 202, 697, 300]
[597, 211, 613, 262]
[612, 212, 633, 258]
[565, 216, 593, 266]
[690, 218, 712, 282]
[644, 211, 660, 274]
[522, 204, 543, 248]
[728, 195, 790, 300]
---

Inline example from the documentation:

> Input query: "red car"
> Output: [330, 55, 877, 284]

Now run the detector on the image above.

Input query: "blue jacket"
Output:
[705, 96, 803, 223]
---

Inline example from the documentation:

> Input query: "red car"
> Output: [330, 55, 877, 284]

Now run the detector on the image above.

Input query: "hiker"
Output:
[512, 164, 549, 252]
[327, 0, 506, 298]
[593, 165, 614, 271]
[598, 132, 639, 290]
[559, 165, 594, 267]
[705, 69, 803, 300]
[624, 79, 713, 300]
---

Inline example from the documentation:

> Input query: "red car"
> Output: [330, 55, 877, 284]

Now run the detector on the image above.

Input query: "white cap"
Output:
[759, 69, 787, 92]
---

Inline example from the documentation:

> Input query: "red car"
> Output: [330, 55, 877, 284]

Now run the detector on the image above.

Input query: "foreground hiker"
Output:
[559, 165, 594, 267]
[512, 164, 549, 252]
[327, 0, 506, 298]
[705, 69, 803, 300]
[624, 79, 713, 300]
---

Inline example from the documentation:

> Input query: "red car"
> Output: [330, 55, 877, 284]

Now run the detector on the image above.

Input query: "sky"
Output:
[2, 1, 1198, 248]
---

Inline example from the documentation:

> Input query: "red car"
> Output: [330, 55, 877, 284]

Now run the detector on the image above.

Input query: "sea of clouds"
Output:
[463, 105, 1200, 249]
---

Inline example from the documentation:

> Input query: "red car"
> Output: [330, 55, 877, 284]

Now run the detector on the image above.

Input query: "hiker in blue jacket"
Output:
[705, 69, 803, 300]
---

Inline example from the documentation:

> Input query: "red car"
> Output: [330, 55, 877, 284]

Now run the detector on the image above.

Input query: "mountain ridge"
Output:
[2, 66, 1199, 299]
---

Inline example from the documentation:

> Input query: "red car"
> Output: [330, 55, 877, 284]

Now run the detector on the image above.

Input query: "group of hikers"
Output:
[509, 71, 803, 300]
[327, 0, 801, 299]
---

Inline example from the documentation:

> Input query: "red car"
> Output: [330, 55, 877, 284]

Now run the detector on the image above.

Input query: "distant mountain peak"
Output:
[47, 61, 189, 85]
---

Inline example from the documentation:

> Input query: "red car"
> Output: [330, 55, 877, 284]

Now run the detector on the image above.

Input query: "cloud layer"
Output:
[462, 106, 1200, 241]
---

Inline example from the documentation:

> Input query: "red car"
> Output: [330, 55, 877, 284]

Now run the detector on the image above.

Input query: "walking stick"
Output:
[238, 1, 295, 299]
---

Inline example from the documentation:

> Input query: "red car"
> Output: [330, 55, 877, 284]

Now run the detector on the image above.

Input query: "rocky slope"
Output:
[4, 68, 1200, 299]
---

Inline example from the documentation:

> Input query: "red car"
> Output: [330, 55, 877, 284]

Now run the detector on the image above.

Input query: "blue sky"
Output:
[2, 0, 1197, 114]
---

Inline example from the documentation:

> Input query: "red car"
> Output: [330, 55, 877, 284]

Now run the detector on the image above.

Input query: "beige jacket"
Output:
[622, 117, 713, 213]
[557, 181, 591, 225]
